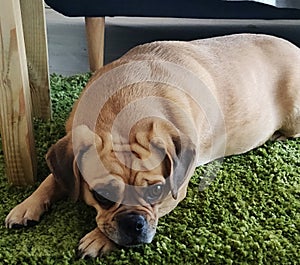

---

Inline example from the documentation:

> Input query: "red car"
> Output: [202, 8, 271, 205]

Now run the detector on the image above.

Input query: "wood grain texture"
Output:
[0, 0, 37, 185]
[20, 0, 51, 119]
[85, 17, 105, 72]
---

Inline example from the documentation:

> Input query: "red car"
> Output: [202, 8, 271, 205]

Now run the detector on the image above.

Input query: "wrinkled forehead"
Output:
[77, 144, 166, 188]
[77, 145, 124, 186]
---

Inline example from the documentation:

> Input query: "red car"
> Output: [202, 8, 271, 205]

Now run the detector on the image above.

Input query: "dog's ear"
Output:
[151, 122, 196, 200]
[46, 125, 102, 201]
[166, 136, 196, 200]
[46, 132, 78, 200]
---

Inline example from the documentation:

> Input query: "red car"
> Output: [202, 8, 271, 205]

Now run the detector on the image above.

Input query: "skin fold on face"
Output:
[78, 139, 171, 247]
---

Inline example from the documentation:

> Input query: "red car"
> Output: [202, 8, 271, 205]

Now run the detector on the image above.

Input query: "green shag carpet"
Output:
[0, 74, 300, 265]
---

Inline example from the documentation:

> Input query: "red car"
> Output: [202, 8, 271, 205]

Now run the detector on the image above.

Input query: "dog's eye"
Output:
[92, 189, 115, 209]
[144, 184, 164, 204]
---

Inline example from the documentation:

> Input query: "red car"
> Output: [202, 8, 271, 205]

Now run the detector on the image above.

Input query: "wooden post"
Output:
[85, 17, 105, 72]
[20, 0, 51, 119]
[0, 0, 36, 185]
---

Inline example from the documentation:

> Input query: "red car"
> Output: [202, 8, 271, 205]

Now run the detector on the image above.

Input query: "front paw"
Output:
[78, 228, 117, 258]
[5, 199, 46, 229]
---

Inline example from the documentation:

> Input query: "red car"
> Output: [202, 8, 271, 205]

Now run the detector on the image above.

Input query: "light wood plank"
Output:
[20, 0, 51, 119]
[0, 0, 36, 185]
[85, 17, 105, 72]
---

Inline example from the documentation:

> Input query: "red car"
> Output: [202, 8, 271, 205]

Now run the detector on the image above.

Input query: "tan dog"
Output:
[5, 34, 300, 258]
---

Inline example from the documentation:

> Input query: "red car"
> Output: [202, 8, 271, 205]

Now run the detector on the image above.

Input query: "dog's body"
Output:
[5, 34, 300, 257]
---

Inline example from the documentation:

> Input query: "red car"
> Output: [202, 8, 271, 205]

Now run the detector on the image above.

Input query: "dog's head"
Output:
[46, 121, 195, 247]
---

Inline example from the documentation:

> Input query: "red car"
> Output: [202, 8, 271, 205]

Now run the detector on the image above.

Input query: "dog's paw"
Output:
[78, 228, 117, 258]
[5, 199, 47, 229]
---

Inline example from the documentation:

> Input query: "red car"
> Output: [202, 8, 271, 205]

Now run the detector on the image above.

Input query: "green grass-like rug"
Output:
[0, 74, 299, 264]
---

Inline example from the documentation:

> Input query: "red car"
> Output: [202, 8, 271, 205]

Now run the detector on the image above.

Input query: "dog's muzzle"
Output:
[115, 213, 156, 247]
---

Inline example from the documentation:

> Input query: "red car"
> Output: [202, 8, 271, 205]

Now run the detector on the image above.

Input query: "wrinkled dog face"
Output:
[77, 129, 172, 247]
[59, 120, 196, 247]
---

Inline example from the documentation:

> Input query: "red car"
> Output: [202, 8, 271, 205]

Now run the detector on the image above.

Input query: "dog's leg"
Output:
[5, 173, 65, 228]
[276, 114, 300, 140]
[270, 131, 289, 141]
[78, 227, 117, 258]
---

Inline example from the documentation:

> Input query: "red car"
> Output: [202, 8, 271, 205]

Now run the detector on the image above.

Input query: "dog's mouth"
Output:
[103, 212, 157, 247]
[120, 236, 153, 248]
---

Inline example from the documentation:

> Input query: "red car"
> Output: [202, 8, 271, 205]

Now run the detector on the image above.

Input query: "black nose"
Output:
[118, 213, 147, 237]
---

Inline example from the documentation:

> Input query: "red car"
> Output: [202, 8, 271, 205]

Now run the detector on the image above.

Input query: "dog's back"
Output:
[68, 34, 300, 162]
[120, 34, 300, 159]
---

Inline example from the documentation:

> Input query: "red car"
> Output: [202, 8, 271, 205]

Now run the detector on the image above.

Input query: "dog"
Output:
[5, 34, 300, 258]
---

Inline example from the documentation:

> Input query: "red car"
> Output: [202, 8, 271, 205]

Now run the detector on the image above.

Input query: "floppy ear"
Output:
[166, 136, 196, 200]
[151, 122, 196, 200]
[46, 132, 81, 201]
[46, 125, 101, 201]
